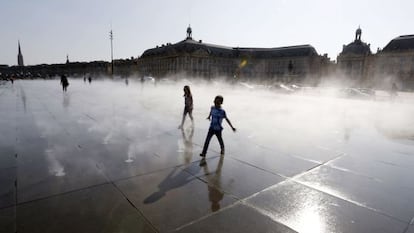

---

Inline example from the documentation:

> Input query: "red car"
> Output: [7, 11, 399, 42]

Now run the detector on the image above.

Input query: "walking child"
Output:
[178, 85, 194, 129]
[60, 74, 69, 92]
[200, 95, 236, 157]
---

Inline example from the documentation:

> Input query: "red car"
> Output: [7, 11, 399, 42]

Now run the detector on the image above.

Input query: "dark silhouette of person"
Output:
[88, 76, 92, 84]
[178, 85, 194, 129]
[390, 83, 398, 101]
[60, 74, 69, 92]
[200, 95, 236, 157]
[143, 166, 201, 204]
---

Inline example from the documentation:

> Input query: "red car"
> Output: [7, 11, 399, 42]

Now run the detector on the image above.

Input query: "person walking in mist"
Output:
[178, 85, 194, 129]
[60, 74, 69, 92]
[390, 83, 398, 101]
[200, 95, 236, 157]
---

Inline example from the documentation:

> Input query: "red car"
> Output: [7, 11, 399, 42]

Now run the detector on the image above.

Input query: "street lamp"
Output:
[109, 29, 114, 75]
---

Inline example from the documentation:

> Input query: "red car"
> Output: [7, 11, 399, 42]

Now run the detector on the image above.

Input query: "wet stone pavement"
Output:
[1, 79, 414, 233]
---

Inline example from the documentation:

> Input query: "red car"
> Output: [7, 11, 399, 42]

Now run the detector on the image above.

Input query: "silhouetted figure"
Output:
[60, 74, 69, 92]
[178, 85, 194, 129]
[143, 166, 201, 204]
[125, 78, 129, 86]
[288, 60, 293, 74]
[83, 76, 86, 82]
[200, 95, 236, 157]
[88, 76, 92, 84]
[390, 83, 398, 101]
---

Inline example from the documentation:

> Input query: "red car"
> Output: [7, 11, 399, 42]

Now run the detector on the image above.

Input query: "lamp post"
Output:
[109, 29, 114, 75]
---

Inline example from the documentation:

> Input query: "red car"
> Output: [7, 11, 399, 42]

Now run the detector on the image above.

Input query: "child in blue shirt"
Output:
[200, 95, 236, 157]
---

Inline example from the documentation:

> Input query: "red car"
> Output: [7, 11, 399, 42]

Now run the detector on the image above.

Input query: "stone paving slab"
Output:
[184, 155, 286, 199]
[297, 164, 414, 223]
[115, 166, 238, 232]
[0, 207, 15, 233]
[16, 184, 156, 233]
[175, 203, 297, 233]
[245, 180, 408, 233]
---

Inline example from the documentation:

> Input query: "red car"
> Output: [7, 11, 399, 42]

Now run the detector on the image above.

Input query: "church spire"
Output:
[17, 41, 24, 66]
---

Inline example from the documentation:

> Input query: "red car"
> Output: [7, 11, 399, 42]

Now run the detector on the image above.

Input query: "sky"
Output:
[1, 0, 413, 66]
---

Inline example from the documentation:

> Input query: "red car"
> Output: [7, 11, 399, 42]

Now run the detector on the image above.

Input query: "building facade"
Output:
[370, 35, 414, 90]
[137, 26, 331, 84]
[337, 27, 372, 84]
[337, 28, 414, 89]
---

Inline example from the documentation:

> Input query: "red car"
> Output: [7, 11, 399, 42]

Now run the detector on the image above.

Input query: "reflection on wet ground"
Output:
[1, 79, 414, 232]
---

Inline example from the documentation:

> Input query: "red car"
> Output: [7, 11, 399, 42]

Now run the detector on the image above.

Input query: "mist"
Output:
[62, 75, 414, 160]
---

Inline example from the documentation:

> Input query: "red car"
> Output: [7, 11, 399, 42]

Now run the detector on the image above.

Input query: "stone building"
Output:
[337, 27, 372, 84]
[137, 26, 331, 84]
[337, 28, 414, 90]
[370, 35, 414, 90]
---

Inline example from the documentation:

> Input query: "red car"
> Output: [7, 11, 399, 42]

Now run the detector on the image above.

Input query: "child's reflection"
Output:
[181, 126, 194, 164]
[200, 155, 224, 212]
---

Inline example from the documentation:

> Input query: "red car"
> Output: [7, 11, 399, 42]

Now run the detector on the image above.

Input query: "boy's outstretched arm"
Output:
[225, 117, 236, 132]
[206, 109, 212, 120]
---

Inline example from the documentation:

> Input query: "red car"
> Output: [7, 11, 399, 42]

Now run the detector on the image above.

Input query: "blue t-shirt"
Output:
[210, 106, 226, 131]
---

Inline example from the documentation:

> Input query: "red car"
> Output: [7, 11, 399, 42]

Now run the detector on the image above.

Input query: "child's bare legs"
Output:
[179, 108, 194, 129]
[188, 110, 194, 125]
[179, 109, 188, 129]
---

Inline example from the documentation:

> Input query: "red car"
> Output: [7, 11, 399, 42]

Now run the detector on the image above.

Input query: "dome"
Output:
[340, 27, 371, 56]
[340, 40, 371, 55]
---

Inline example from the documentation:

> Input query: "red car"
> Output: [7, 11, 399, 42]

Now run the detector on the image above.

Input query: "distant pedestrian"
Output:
[88, 76, 92, 84]
[390, 83, 398, 100]
[200, 95, 236, 157]
[178, 85, 194, 129]
[60, 74, 69, 92]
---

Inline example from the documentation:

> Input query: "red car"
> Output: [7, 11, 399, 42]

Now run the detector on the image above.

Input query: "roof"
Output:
[382, 35, 414, 52]
[340, 40, 371, 56]
[141, 39, 318, 59]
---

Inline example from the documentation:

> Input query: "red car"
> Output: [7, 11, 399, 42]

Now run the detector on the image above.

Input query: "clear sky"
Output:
[1, 0, 413, 66]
